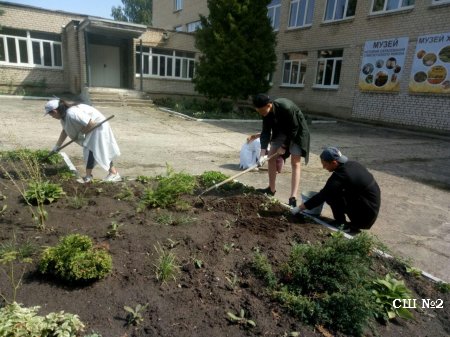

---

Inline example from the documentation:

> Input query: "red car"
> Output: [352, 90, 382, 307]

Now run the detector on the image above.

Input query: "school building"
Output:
[1, 1, 449, 132]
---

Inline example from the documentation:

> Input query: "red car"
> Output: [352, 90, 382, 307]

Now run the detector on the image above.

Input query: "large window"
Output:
[136, 47, 195, 80]
[0, 29, 62, 68]
[175, 0, 183, 11]
[187, 21, 202, 33]
[282, 52, 308, 87]
[288, 0, 315, 28]
[324, 0, 357, 21]
[268, 0, 281, 30]
[371, 0, 415, 13]
[315, 50, 343, 88]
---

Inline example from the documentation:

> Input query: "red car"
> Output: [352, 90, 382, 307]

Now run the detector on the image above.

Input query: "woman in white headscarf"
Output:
[44, 99, 121, 183]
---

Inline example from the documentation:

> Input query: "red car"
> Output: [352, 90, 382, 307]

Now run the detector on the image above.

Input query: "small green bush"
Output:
[254, 232, 378, 336]
[281, 231, 374, 294]
[252, 250, 277, 288]
[153, 97, 258, 120]
[39, 234, 112, 282]
[372, 274, 414, 321]
[197, 170, 247, 191]
[0, 302, 85, 337]
[139, 171, 196, 209]
[24, 181, 65, 204]
[198, 171, 229, 188]
[0, 149, 61, 165]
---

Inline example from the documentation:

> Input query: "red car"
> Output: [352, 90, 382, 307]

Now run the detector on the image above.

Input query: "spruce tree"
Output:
[193, 0, 277, 101]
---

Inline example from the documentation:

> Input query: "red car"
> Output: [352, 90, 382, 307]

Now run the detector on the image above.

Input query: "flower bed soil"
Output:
[0, 171, 449, 337]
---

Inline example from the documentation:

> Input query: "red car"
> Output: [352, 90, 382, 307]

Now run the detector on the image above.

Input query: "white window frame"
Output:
[268, 0, 281, 31]
[136, 48, 195, 80]
[175, 0, 183, 11]
[288, 0, 315, 29]
[432, 0, 450, 4]
[371, 0, 415, 14]
[0, 31, 62, 68]
[324, 0, 357, 22]
[281, 52, 308, 87]
[187, 21, 202, 33]
[314, 50, 343, 89]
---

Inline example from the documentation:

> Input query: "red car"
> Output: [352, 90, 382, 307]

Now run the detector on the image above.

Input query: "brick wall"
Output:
[152, 0, 208, 31]
[151, 0, 450, 131]
[133, 30, 199, 95]
[0, 3, 85, 94]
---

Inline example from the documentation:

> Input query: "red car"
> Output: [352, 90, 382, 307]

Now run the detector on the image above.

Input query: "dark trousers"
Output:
[86, 151, 113, 170]
[327, 193, 378, 230]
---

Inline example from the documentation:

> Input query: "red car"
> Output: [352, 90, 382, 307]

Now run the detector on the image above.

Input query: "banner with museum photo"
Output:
[359, 37, 409, 92]
[409, 32, 450, 94]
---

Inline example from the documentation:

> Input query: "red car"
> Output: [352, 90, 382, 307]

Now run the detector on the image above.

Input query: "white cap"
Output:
[44, 99, 59, 115]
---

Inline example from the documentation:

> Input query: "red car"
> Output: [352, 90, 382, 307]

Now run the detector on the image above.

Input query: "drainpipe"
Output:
[84, 31, 91, 88]
[139, 39, 143, 92]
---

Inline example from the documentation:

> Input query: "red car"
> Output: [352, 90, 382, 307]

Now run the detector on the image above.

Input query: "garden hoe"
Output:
[44, 115, 115, 159]
[59, 151, 80, 178]
[197, 152, 279, 204]
[43, 115, 115, 180]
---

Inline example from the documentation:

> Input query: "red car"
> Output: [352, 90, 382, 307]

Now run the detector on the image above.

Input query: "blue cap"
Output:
[252, 94, 271, 108]
[320, 147, 348, 163]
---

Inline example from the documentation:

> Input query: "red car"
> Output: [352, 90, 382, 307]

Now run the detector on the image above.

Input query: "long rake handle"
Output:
[199, 152, 279, 196]
[45, 115, 115, 158]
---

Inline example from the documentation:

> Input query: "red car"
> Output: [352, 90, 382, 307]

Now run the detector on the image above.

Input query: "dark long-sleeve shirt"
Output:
[305, 161, 380, 216]
[260, 98, 310, 164]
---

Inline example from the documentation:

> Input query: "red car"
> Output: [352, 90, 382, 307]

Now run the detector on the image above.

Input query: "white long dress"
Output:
[60, 104, 120, 171]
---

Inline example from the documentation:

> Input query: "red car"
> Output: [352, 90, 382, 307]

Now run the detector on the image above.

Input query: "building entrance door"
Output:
[90, 44, 120, 87]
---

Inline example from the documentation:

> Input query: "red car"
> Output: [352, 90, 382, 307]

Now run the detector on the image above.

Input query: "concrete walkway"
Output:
[1, 96, 449, 282]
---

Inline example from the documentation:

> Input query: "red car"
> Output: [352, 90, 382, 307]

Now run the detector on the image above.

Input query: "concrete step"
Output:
[87, 88, 154, 107]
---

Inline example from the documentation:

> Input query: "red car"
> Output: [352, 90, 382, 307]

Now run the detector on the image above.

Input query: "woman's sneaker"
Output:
[76, 175, 93, 184]
[103, 173, 121, 182]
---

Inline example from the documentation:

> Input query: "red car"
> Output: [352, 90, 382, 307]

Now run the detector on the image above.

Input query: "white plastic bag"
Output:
[239, 138, 261, 169]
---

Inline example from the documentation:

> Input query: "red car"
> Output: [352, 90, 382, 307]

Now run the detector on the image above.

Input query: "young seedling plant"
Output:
[153, 242, 180, 284]
[0, 248, 33, 304]
[124, 303, 148, 326]
[226, 308, 256, 328]
[106, 222, 124, 239]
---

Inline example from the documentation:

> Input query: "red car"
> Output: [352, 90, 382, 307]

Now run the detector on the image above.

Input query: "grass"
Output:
[153, 242, 180, 284]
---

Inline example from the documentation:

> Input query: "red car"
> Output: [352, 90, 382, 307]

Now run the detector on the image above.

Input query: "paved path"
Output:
[1, 96, 449, 282]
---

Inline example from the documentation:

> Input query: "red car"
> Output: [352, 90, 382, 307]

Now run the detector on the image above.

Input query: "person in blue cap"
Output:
[296, 146, 381, 233]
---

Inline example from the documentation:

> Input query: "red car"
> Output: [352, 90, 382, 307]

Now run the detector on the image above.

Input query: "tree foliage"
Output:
[111, 0, 152, 25]
[193, 0, 277, 101]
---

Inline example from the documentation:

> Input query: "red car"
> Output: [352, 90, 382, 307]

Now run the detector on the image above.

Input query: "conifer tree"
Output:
[193, 0, 277, 101]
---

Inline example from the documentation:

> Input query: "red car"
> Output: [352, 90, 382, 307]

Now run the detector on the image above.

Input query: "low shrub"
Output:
[0, 149, 61, 165]
[139, 170, 196, 209]
[24, 181, 65, 204]
[0, 302, 84, 337]
[253, 232, 378, 336]
[153, 97, 258, 120]
[39, 234, 112, 282]
[198, 171, 229, 188]
[197, 170, 248, 191]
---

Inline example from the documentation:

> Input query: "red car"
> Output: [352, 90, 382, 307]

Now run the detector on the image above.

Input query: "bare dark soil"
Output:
[0, 165, 449, 337]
